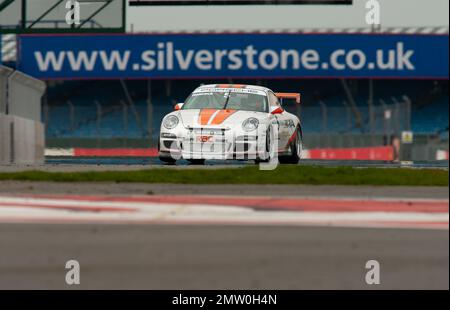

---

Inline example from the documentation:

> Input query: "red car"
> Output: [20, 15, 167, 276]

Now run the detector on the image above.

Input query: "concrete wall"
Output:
[8, 71, 46, 122]
[0, 113, 12, 164]
[0, 113, 45, 165]
[1, 65, 46, 165]
[0, 66, 13, 114]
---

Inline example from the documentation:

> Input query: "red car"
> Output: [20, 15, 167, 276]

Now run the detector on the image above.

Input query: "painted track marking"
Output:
[0, 195, 447, 230]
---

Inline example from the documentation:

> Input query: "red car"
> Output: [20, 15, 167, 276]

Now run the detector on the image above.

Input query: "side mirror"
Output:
[174, 103, 183, 111]
[270, 106, 284, 115]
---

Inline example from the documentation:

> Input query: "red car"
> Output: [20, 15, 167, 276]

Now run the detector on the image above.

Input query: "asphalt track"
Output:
[0, 185, 447, 290]
[45, 157, 450, 170]
[0, 224, 448, 289]
[0, 181, 448, 199]
[0, 158, 448, 290]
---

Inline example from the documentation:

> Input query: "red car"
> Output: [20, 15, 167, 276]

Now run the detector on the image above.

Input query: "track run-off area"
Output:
[0, 193, 447, 230]
[0, 157, 448, 229]
[0, 159, 448, 289]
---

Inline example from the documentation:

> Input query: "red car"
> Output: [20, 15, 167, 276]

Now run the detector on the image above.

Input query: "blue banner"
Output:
[18, 33, 449, 79]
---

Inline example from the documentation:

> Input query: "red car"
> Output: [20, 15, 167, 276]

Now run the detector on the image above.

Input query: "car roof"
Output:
[195, 84, 270, 94]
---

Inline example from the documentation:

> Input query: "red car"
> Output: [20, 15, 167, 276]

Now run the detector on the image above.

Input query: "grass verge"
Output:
[0, 166, 448, 186]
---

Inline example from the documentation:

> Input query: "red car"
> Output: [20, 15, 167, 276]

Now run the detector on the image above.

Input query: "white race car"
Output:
[158, 84, 303, 164]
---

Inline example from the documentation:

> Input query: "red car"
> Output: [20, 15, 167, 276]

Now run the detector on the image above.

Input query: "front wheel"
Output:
[279, 127, 302, 164]
[187, 159, 205, 165]
[158, 140, 177, 164]
[254, 127, 274, 164]
[159, 155, 177, 164]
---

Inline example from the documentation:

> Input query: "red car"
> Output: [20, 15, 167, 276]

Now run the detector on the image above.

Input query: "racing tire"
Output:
[254, 127, 274, 164]
[187, 159, 206, 165]
[279, 127, 302, 165]
[158, 140, 177, 164]
[159, 155, 177, 164]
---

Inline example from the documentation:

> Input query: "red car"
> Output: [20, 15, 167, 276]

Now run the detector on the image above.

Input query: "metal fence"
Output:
[43, 94, 449, 162]
[44, 100, 165, 141]
[45, 96, 414, 137]
[292, 96, 412, 137]
[44, 95, 418, 143]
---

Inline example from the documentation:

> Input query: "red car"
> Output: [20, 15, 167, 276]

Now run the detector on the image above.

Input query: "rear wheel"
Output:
[279, 127, 302, 164]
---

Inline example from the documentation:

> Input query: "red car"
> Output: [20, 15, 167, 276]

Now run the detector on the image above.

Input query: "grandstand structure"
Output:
[42, 79, 448, 137]
[1, 0, 448, 161]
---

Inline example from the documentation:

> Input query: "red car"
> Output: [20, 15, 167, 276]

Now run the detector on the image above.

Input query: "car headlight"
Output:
[163, 115, 179, 129]
[242, 117, 259, 132]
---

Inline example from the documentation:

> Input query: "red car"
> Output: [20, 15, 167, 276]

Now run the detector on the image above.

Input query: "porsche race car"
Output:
[158, 84, 303, 164]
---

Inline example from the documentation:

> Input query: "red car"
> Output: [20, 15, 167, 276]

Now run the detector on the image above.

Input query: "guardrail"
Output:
[45, 133, 449, 162]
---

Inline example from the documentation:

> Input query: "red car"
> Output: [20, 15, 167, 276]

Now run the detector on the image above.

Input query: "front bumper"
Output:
[159, 127, 265, 160]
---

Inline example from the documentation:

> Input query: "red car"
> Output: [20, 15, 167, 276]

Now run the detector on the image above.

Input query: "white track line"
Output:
[0, 195, 447, 230]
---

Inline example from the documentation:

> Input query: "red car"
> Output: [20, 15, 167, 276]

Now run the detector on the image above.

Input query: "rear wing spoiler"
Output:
[275, 93, 301, 104]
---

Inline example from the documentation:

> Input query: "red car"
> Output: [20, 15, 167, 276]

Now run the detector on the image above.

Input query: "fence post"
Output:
[147, 79, 153, 146]
[95, 100, 102, 136]
[342, 100, 352, 132]
[67, 100, 75, 134]
[379, 99, 391, 146]
[120, 100, 128, 147]
[319, 100, 327, 133]
[402, 95, 412, 131]
[340, 78, 363, 131]
[391, 97, 401, 135]
[368, 79, 375, 143]
[368, 99, 375, 144]
[120, 79, 145, 137]
[395, 95, 413, 162]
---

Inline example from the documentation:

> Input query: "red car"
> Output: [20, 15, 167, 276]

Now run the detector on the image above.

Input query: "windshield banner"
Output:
[18, 33, 449, 79]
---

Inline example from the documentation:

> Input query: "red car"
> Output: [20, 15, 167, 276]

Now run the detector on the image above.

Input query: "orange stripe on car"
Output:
[210, 109, 237, 125]
[198, 109, 218, 125]
[198, 109, 237, 125]
[216, 84, 245, 88]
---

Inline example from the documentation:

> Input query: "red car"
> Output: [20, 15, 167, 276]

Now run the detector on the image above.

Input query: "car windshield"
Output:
[182, 91, 268, 113]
